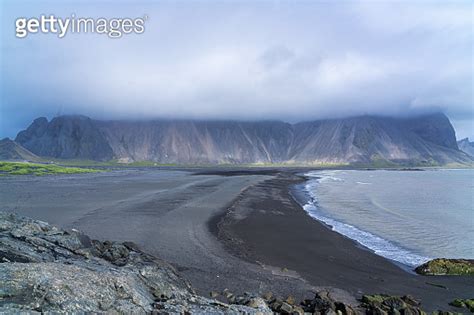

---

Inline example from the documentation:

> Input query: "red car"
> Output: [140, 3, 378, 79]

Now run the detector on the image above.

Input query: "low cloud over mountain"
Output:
[1, 2, 472, 139]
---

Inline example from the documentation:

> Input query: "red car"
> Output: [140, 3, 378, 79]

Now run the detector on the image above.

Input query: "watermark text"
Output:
[15, 14, 148, 39]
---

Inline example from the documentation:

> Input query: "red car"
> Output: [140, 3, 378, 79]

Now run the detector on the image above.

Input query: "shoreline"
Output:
[212, 171, 473, 311]
[288, 175, 421, 274]
[296, 169, 474, 267]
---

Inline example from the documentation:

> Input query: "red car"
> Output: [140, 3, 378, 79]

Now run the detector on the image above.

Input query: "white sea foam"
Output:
[315, 173, 344, 183]
[302, 171, 431, 267]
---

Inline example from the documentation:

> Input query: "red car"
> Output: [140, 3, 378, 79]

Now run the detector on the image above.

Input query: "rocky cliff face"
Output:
[457, 138, 474, 157]
[290, 114, 466, 165]
[16, 116, 114, 161]
[15, 113, 471, 165]
[98, 120, 295, 164]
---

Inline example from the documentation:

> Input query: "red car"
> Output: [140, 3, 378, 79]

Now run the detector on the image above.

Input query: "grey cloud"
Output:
[0, 1, 472, 139]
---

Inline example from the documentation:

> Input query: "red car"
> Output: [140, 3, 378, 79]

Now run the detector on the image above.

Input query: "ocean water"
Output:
[302, 169, 474, 267]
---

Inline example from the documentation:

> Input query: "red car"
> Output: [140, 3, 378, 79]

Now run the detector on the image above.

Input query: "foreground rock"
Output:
[0, 212, 268, 314]
[362, 294, 425, 315]
[449, 298, 474, 312]
[0, 212, 467, 314]
[209, 289, 363, 315]
[415, 258, 474, 276]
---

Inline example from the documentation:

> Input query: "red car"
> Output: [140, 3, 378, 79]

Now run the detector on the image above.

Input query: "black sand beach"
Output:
[0, 169, 326, 303]
[0, 168, 472, 311]
[214, 171, 473, 311]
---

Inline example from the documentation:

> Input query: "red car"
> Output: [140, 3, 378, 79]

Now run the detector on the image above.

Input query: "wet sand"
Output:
[1, 168, 472, 311]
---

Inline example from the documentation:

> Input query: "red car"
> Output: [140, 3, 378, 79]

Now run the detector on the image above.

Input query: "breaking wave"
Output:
[302, 171, 430, 267]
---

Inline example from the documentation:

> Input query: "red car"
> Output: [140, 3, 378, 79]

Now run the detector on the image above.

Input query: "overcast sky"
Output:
[1, 0, 473, 139]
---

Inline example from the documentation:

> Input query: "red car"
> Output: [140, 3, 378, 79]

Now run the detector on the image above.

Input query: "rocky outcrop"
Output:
[361, 294, 425, 315]
[0, 138, 39, 161]
[15, 113, 472, 165]
[211, 289, 443, 315]
[457, 138, 474, 157]
[415, 258, 474, 276]
[269, 291, 360, 314]
[0, 212, 267, 314]
[0, 212, 363, 314]
[0, 212, 467, 314]
[449, 298, 474, 312]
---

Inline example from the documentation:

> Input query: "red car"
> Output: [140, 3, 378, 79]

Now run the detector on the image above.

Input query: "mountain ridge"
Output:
[0, 138, 40, 161]
[14, 113, 472, 166]
[457, 138, 474, 157]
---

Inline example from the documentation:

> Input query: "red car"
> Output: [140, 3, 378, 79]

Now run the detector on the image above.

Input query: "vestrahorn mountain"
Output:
[14, 113, 471, 166]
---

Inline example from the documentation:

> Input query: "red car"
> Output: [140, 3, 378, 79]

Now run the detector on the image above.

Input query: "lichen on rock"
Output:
[449, 298, 474, 312]
[415, 258, 474, 276]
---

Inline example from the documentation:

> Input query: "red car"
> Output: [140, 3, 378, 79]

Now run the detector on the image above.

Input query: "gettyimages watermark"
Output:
[15, 14, 148, 39]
